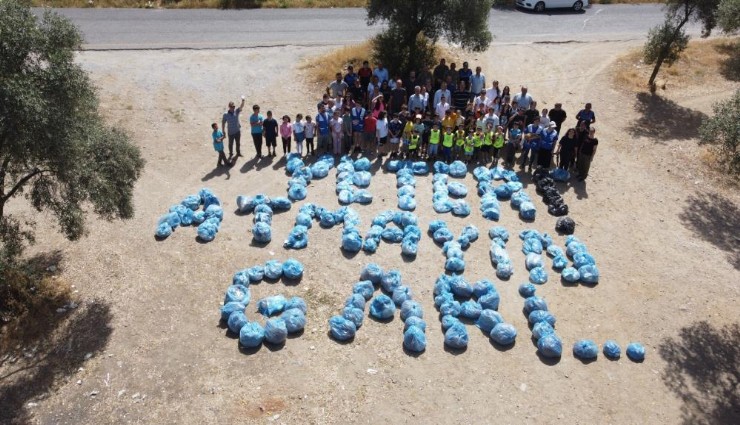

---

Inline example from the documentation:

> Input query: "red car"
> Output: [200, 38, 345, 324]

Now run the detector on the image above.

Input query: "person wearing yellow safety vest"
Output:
[492, 125, 506, 167]
[482, 123, 494, 164]
[442, 126, 455, 163]
[473, 128, 484, 164]
[428, 123, 441, 160]
[463, 130, 475, 164]
[454, 125, 466, 161]
[408, 130, 420, 159]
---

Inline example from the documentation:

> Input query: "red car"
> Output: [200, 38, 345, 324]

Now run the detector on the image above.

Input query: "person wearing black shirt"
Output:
[577, 127, 598, 181]
[432, 59, 448, 92]
[524, 101, 540, 126]
[548, 103, 567, 135]
[452, 81, 470, 112]
[555, 127, 578, 170]
[262, 111, 279, 157]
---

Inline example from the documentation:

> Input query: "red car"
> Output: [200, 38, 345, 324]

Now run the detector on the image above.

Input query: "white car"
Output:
[516, 0, 588, 12]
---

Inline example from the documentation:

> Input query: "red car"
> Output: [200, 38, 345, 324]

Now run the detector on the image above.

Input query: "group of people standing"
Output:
[211, 58, 600, 181]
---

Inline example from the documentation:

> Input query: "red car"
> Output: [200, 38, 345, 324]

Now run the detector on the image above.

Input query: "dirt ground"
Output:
[1, 39, 739, 424]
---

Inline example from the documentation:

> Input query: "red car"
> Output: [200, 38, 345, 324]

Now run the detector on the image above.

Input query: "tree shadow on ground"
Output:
[678, 192, 740, 270]
[659, 321, 740, 425]
[0, 299, 113, 424]
[715, 41, 740, 82]
[629, 93, 707, 141]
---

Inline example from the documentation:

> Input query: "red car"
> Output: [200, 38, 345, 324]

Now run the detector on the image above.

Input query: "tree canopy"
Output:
[699, 90, 740, 175]
[0, 0, 145, 264]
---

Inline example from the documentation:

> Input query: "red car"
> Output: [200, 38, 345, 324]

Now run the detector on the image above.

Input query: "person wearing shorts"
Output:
[293, 113, 305, 156]
[262, 111, 278, 157]
[388, 113, 403, 158]
[211, 123, 228, 167]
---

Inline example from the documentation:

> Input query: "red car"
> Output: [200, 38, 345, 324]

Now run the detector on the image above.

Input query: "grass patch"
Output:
[614, 37, 740, 93]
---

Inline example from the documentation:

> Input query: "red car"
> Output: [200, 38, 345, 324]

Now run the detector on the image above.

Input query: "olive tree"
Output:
[0, 0, 145, 265]
[699, 90, 740, 175]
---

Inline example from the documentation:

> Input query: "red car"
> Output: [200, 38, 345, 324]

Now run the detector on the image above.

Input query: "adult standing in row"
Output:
[389, 79, 407, 115]
[222, 97, 245, 158]
[249, 104, 264, 159]
[577, 127, 598, 181]
[316, 104, 332, 154]
[407, 86, 425, 115]
[576, 103, 596, 127]
[548, 103, 567, 135]
[470, 66, 486, 101]
[433, 58, 448, 92]
[513, 86, 533, 110]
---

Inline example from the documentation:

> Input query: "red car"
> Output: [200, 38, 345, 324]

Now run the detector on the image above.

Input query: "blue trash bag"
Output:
[284, 225, 308, 249]
[428, 220, 447, 235]
[264, 260, 283, 280]
[523, 296, 549, 315]
[385, 160, 402, 172]
[336, 180, 352, 194]
[482, 205, 501, 221]
[561, 267, 580, 283]
[626, 342, 646, 361]
[227, 311, 249, 334]
[550, 167, 570, 182]
[573, 339, 599, 360]
[448, 161, 467, 178]
[293, 165, 313, 183]
[529, 266, 548, 284]
[434, 161, 450, 174]
[445, 257, 465, 273]
[247, 266, 264, 283]
[338, 189, 355, 205]
[192, 210, 206, 225]
[578, 265, 600, 284]
[490, 244, 509, 265]
[253, 210, 273, 224]
[502, 169, 519, 182]
[392, 286, 412, 307]
[574, 252, 596, 269]
[435, 293, 454, 309]
[199, 188, 221, 208]
[491, 167, 505, 180]
[342, 306, 364, 329]
[476, 310, 504, 333]
[353, 280, 375, 300]
[354, 190, 373, 204]
[433, 181, 449, 195]
[432, 228, 454, 245]
[239, 322, 265, 348]
[318, 153, 336, 167]
[496, 261, 514, 279]
[281, 308, 307, 333]
[380, 270, 402, 293]
[171, 205, 194, 226]
[362, 237, 379, 253]
[286, 157, 305, 174]
[538, 233, 553, 248]
[381, 227, 404, 243]
[433, 198, 454, 214]
[310, 161, 330, 178]
[506, 181, 524, 193]
[441, 315, 461, 331]
[232, 269, 250, 287]
[258, 295, 287, 316]
[197, 219, 219, 242]
[394, 211, 418, 228]
[449, 275, 474, 298]
[532, 321, 555, 340]
[205, 204, 224, 221]
[397, 185, 416, 198]
[461, 224, 479, 242]
[252, 222, 272, 243]
[360, 263, 384, 285]
[526, 253, 544, 270]
[519, 202, 536, 220]
[537, 333, 563, 358]
[264, 318, 288, 345]
[528, 310, 557, 326]
[353, 157, 371, 171]
[400, 300, 423, 321]
[473, 166, 491, 181]
[478, 290, 501, 311]
[155, 221, 173, 238]
[288, 184, 307, 201]
[490, 323, 518, 345]
[473, 279, 495, 298]
[371, 210, 394, 227]
[269, 197, 292, 211]
[510, 191, 531, 209]
[318, 210, 336, 228]
[494, 184, 513, 200]
[566, 241, 588, 258]
[552, 255, 568, 270]
[403, 326, 427, 352]
[342, 228, 363, 252]
[181, 194, 201, 211]
[546, 245, 564, 258]
[443, 240, 463, 258]
[345, 294, 366, 310]
[282, 259, 304, 280]
[404, 316, 427, 332]
[397, 173, 416, 187]
[299, 203, 317, 218]
[284, 297, 307, 314]
[489, 226, 509, 242]
[519, 229, 541, 240]
[432, 172, 449, 184]
[460, 300, 482, 320]
[224, 284, 251, 305]
[603, 340, 622, 359]
[369, 294, 396, 320]
[518, 283, 536, 298]
[451, 201, 471, 217]
[434, 274, 452, 295]
[220, 302, 246, 322]
[444, 322, 469, 349]
[411, 161, 429, 175]
[440, 300, 462, 317]
[398, 195, 417, 211]
[401, 239, 419, 257]
[447, 182, 468, 198]
[522, 237, 543, 255]
[352, 171, 372, 188]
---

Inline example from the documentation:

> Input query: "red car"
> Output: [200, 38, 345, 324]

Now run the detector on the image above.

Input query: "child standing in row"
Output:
[279, 115, 292, 157]
[293, 113, 305, 156]
[211, 123, 228, 167]
[263, 111, 278, 157]
[304, 115, 316, 156]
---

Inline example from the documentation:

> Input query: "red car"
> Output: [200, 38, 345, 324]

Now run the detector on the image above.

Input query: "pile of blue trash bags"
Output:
[520, 229, 555, 284]
[329, 264, 427, 352]
[155, 188, 223, 242]
[235, 194, 292, 244]
[283, 203, 362, 252]
[488, 225, 515, 280]
[285, 153, 325, 202]
[221, 259, 307, 349]
[428, 220, 479, 273]
[521, 295, 562, 358]
[560, 235, 600, 285]
[395, 166, 419, 211]
[434, 273, 517, 349]
[363, 210, 420, 257]
[336, 156, 373, 205]
[474, 166, 535, 221]
[385, 159, 429, 176]
[431, 164, 471, 217]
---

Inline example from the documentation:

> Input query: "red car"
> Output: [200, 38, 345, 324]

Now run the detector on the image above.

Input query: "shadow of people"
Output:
[0, 300, 113, 424]
[659, 321, 740, 425]
[201, 163, 232, 181]
[678, 192, 740, 270]
[629, 93, 707, 141]
[570, 178, 589, 200]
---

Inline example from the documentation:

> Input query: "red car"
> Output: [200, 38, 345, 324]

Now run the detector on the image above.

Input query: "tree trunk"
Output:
[648, 9, 692, 90]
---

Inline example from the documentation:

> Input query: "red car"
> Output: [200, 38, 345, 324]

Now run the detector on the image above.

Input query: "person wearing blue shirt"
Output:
[576, 103, 596, 127]
[221, 97, 245, 159]
[538, 122, 559, 169]
[372, 62, 389, 84]
[521, 118, 543, 170]
[211, 123, 228, 167]
[315, 104, 332, 155]
[249, 104, 264, 159]
[350, 104, 365, 153]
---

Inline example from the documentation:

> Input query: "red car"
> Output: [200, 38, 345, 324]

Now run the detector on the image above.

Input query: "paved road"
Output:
[44, 5, 703, 50]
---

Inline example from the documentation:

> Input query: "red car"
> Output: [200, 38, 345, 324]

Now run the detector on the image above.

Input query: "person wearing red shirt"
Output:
[363, 113, 377, 156]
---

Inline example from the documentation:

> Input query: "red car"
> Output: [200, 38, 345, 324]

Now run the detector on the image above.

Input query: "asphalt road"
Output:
[43, 5, 704, 50]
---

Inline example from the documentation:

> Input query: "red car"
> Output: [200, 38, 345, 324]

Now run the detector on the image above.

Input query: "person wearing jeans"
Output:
[221, 97, 245, 158]
[249, 104, 264, 159]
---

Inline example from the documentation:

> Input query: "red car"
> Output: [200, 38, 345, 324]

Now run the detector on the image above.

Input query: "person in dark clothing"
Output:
[577, 127, 598, 181]
[262, 111, 279, 157]
[576, 103, 596, 127]
[389, 79, 407, 114]
[452, 80, 470, 112]
[548, 103, 567, 135]
[555, 127, 578, 170]
[524, 101, 540, 126]
[432, 59, 448, 92]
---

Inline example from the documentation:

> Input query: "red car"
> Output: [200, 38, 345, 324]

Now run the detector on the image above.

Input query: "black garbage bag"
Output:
[555, 217, 576, 234]
[548, 203, 569, 217]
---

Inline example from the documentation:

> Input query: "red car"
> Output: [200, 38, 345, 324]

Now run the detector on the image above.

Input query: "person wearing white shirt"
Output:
[486, 80, 501, 102]
[375, 111, 389, 156]
[484, 108, 499, 130]
[474, 92, 491, 109]
[512, 86, 534, 110]
[539, 108, 551, 128]
[470, 67, 486, 98]
[435, 96, 450, 119]
[433, 82, 451, 110]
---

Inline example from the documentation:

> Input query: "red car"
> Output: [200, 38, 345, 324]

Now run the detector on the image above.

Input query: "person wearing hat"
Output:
[538, 121, 559, 169]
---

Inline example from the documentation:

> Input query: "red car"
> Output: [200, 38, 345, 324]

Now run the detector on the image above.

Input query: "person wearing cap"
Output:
[408, 86, 425, 114]
[576, 127, 598, 181]
[576, 103, 596, 127]
[548, 103, 568, 135]
[512, 86, 534, 110]
[221, 97, 245, 159]
[538, 121, 559, 169]
[249, 104, 264, 159]
[470, 66, 486, 101]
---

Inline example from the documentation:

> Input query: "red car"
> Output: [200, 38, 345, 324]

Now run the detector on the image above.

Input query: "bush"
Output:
[699, 89, 740, 175]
